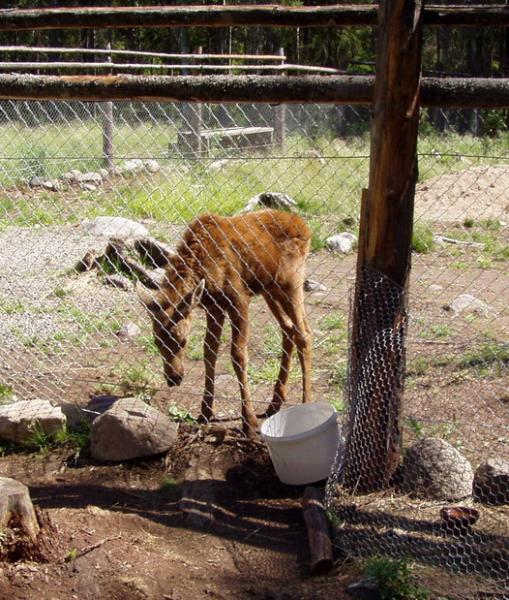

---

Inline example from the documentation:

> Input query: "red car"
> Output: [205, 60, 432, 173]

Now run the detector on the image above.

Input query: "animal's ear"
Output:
[135, 282, 157, 310]
[178, 279, 206, 317]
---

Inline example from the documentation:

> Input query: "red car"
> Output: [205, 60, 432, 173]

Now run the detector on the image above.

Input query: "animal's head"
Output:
[136, 272, 205, 388]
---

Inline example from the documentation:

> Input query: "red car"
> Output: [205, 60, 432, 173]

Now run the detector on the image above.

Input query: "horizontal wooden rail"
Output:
[0, 45, 286, 62]
[0, 74, 507, 108]
[0, 62, 339, 74]
[0, 5, 508, 32]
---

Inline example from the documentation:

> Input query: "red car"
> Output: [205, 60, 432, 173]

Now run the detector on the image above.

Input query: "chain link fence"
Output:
[0, 99, 507, 595]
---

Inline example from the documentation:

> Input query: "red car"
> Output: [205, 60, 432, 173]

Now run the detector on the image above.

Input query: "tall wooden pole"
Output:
[101, 42, 114, 172]
[341, 0, 424, 493]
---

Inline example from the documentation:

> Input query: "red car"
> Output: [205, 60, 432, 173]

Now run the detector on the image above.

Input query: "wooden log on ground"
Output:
[302, 487, 333, 576]
[0, 477, 40, 542]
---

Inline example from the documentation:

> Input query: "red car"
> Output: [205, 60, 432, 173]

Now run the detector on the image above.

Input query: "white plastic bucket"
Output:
[260, 403, 341, 485]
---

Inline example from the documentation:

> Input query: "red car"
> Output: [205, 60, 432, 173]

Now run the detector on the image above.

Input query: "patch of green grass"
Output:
[405, 416, 425, 438]
[167, 404, 197, 424]
[15, 420, 91, 454]
[329, 396, 345, 413]
[64, 548, 79, 563]
[262, 323, 283, 358]
[406, 357, 430, 377]
[327, 361, 348, 389]
[0, 298, 25, 315]
[411, 223, 435, 254]
[112, 360, 159, 390]
[455, 343, 509, 375]
[248, 358, 298, 385]
[321, 311, 347, 332]
[159, 475, 182, 500]
[363, 557, 428, 600]
[0, 384, 14, 405]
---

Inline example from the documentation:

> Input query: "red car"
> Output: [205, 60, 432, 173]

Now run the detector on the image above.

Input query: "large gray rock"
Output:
[91, 398, 178, 461]
[400, 437, 474, 501]
[0, 399, 66, 444]
[473, 458, 509, 505]
[83, 216, 149, 239]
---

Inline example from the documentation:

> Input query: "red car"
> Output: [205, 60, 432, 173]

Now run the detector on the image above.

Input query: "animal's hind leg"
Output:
[262, 293, 295, 417]
[200, 305, 225, 423]
[228, 299, 258, 438]
[277, 285, 313, 404]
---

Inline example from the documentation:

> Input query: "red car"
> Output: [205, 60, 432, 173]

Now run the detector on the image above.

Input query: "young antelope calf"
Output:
[136, 209, 312, 437]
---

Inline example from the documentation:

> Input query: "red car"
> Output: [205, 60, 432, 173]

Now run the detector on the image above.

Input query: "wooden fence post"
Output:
[274, 47, 287, 149]
[341, 0, 424, 493]
[101, 42, 114, 171]
[189, 46, 204, 155]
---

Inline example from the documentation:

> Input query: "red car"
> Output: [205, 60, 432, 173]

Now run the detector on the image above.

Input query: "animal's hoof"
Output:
[258, 404, 281, 419]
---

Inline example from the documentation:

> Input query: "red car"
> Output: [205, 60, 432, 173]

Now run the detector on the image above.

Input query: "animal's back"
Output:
[180, 210, 311, 292]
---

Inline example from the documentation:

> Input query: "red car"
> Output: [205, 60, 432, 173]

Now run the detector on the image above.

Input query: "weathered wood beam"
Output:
[0, 5, 508, 32]
[0, 74, 507, 108]
[341, 0, 424, 493]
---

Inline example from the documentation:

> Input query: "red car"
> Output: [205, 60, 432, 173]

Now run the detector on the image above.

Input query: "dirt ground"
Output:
[0, 164, 508, 599]
[0, 431, 356, 600]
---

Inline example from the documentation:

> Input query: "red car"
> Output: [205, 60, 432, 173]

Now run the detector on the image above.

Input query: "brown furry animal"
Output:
[136, 209, 312, 437]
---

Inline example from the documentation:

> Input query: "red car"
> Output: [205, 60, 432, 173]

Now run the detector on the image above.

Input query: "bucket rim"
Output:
[260, 402, 337, 444]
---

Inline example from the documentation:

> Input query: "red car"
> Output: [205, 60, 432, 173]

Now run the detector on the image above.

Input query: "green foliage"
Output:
[363, 557, 428, 600]
[411, 223, 435, 254]
[64, 548, 79, 563]
[167, 404, 197, 424]
[16, 420, 91, 454]
[159, 475, 182, 500]
[406, 416, 425, 438]
[0, 384, 14, 405]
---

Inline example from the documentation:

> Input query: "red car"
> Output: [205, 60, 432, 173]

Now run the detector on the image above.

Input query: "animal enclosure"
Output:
[0, 2, 508, 598]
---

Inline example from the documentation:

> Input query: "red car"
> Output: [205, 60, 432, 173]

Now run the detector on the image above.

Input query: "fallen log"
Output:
[302, 486, 334, 576]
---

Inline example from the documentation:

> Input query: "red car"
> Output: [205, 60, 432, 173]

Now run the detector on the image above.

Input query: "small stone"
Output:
[326, 232, 357, 253]
[104, 274, 132, 290]
[304, 279, 328, 293]
[83, 216, 149, 238]
[90, 398, 178, 461]
[61, 169, 82, 183]
[29, 176, 45, 187]
[77, 171, 103, 184]
[444, 294, 492, 317]
[117, 322, 141, 340]
[346, 578, 381, 600]
[400, 437, 474, 501]
[81, 183, 97, 192]
[242, 192, 297, 213]
[428, 284, 443, 293]
[208, 159, 229, 172]
[98, 168, 109, 179]
[473, 458, 509, 505]
[121, 159, 144, 174]
[144, 159, 160, 173]
[42, 179, 61, 191]
[0, 399, 66, 444]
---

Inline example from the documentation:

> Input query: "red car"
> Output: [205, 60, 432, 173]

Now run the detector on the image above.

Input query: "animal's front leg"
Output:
[200, 305, 225, 423]
[229, 301, 258, 437]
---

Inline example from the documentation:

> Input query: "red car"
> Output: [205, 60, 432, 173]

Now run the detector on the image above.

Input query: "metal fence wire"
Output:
[0, 100, 508, 595]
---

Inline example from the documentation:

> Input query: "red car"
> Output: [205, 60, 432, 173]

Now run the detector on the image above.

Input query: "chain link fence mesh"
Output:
[0, 99, 507, 594]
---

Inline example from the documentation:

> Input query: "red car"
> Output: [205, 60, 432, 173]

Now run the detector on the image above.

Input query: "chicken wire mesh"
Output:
[0, 99, 507, 593]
